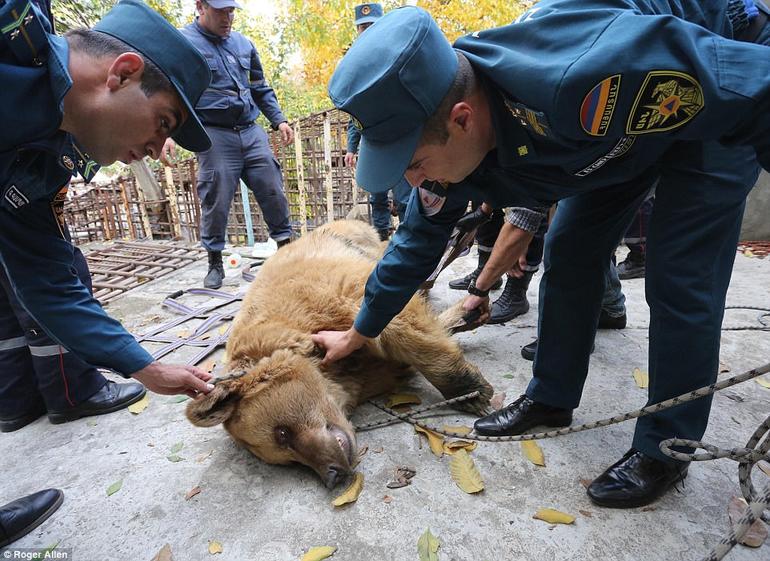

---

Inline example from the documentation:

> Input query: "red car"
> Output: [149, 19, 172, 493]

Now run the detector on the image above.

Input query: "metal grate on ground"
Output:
[85, 240, 205, 304]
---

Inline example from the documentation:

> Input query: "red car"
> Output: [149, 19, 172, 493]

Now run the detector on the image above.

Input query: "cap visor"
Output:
[355, 125, 422, 193]
[354, 16, 378, 25]
[170, 79, 211, 152]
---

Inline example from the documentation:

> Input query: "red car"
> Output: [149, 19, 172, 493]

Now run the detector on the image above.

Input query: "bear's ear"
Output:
[186, 383, 241, 427]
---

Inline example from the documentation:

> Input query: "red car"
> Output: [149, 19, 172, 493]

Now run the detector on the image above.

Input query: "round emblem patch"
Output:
[61, 155, 75, 170]
[361, 5, 371, 15]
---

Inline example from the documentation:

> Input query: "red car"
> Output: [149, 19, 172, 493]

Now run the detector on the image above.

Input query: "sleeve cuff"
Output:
[504, 207, 546, 233]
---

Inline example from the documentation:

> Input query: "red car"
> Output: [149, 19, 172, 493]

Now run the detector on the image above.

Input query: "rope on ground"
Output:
[362, 362, 770, 561]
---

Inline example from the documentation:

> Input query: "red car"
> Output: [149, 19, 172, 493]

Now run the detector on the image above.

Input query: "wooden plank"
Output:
[323, 112, 334, 222]
[164, 166, 183, 239]
[294, 121, 308, 235]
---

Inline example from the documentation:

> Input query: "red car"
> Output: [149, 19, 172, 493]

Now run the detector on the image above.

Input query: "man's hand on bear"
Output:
[311, 328, 369, 365]
[132, 361, 214, 398]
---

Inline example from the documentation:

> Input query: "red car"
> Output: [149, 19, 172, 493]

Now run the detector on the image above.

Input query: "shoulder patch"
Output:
[626, 71, 703, 135]
[418, 186, 446, 217]
[503, 99, 551, 138]
[580, 75, 621, 136]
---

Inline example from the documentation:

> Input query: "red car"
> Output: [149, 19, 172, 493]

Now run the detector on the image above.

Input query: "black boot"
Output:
[276, 237, 291, 248]
[448, 250, 503, 291]
[0, 489, 63, 547]
[587, 449, 689, 508]
[617, 251, 645, 280]
[377, 228, 390, 242]
[0, 402, 47, 433]
[204, 250, 225, 289]
[488, 273, 532, 324]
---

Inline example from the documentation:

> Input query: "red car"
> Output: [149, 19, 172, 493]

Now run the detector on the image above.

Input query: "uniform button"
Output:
[61, 155, 75, 170]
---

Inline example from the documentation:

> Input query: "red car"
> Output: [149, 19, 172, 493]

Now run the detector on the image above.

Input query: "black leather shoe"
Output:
[520, 338, 594, 361]
[598, 310, 627, 329]
[48, 381, 146, 424]
[587, 448, 689, 508]
[0, 489, 63, 547]
[0, 402, 47, 433]
[474, 395, 572, 436]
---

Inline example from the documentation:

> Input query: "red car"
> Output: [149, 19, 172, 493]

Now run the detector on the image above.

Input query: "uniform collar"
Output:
[485, 81, 538, 168]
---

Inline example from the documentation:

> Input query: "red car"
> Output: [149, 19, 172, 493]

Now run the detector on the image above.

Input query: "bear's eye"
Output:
[274, 426, 292, 447]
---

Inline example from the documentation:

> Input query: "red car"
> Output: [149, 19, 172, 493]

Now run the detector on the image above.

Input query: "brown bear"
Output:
[186, 220, 493, 488]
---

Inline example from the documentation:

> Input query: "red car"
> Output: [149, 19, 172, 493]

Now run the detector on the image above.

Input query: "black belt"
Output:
[207, 122, 256, 132]
[737, 0, 769, 43]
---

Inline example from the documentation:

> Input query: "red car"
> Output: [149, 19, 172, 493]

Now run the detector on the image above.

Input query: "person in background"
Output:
[161, 0, 294, 289]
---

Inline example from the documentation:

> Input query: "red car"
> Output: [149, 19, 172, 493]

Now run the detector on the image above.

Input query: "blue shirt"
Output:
[181, 20, 286, 130]
[0, 0, 154, 374]
[353, 0, 770, 337]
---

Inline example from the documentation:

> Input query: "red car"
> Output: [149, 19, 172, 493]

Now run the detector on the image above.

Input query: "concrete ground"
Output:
[2, 243, 769, 561]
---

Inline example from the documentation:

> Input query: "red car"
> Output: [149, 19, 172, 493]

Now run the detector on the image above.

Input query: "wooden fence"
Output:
[64, 108, 370, 245]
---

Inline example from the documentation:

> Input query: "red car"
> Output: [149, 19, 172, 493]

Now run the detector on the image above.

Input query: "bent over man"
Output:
[315, 0, 770, 508]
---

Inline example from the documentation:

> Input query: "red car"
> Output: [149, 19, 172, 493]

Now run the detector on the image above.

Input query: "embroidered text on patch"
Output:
[574, 136, 636, 177]
[626, 71, 703, 135]
[580, 74, 621, 136]
[4, 185, 29, 209]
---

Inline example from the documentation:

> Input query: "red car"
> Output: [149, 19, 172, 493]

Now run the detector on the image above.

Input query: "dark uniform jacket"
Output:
[354, 0, 769, 337]
[0, 0, 154, 374]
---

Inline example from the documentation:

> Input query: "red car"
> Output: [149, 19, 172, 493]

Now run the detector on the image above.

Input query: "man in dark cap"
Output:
[315, 1, 770, 508]
[161, 0, 294, 289]
[0, 0, 215, 540]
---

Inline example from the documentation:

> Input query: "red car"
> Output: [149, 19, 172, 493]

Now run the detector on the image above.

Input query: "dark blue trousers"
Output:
[370, 178, 411, 230]
[197, 125, 292, 251]
[528, 141, 759, 462]
[0, 246, 105, 417]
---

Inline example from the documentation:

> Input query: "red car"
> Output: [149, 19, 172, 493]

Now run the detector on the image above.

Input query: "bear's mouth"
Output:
[329, 424, 355, 466]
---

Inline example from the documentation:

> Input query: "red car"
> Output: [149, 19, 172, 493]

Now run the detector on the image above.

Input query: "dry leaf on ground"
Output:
[150, 544, 174, 561]
[442, 425, 472, 436]
[756, 376, 770, 389]
[372, 446, 384, 453]
[533, 508, 576, 525]
[383, 495, 392, 504]
[579, 478, 593, 489]
[449, 449, 484, 494]
[719, 361, 731, 374]
[415, 426, 445, 457]
[207, 541, 223, 555]
[728, 496, 768, 547]
[167, 455, 184, 463]
[387, 466, 416, 489]
[417, 529, 440, 561]
[170, 442, 184, 454]
[521, 441, 546, 466]
[490, 392, 507, 411]
[758, 460, 770, 477]
[185, 486, 201, 500]
[578, 509, 593, 518]
[386, 393, 422, 408]
[632, 367, 649, 389]
[106, 480, 122, 496]
[300, 546, 337, 561]
[332, 472, 364, 507]
[352, 446, 368, 468]
[128, 394, 150, 414]
[443, 439, 477, 455]
[196, 451, 213, 463]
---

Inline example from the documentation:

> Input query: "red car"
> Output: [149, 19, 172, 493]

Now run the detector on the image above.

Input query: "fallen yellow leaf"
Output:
[443, 439, 477, 455]
[533, 508, 575, 525]
[331, 472, 364, 507]
[386, 393, 422, 408]
[745, 249, 756, 258]
[415, 426, 445, 457]
[633, 367, 649, 389]
[218, 325, 228, 335]
[728, 496, 768, 547]
[184, 486, 201, 500]
[300, 546, 337, 561]
[150, 544, 174, 561]
[756, 376, 770, 389]
[441, 425, 472, 436]
[177, 330, 190, 339]
[449, 449, 484, 494]
[127, 393, 149, 414]
[208, 541, 223, 555]
[417, 529, 440, 561]
[521, 441, 546, 466]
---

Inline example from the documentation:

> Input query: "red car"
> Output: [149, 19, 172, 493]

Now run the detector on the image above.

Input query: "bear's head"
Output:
[186, 348, 357, 489]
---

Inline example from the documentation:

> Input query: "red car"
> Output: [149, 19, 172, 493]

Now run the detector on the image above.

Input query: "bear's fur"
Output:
[186, 220, 493, 487]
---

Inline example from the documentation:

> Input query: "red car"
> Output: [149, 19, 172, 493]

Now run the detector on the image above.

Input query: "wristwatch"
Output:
[467, 278, 490, 297]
